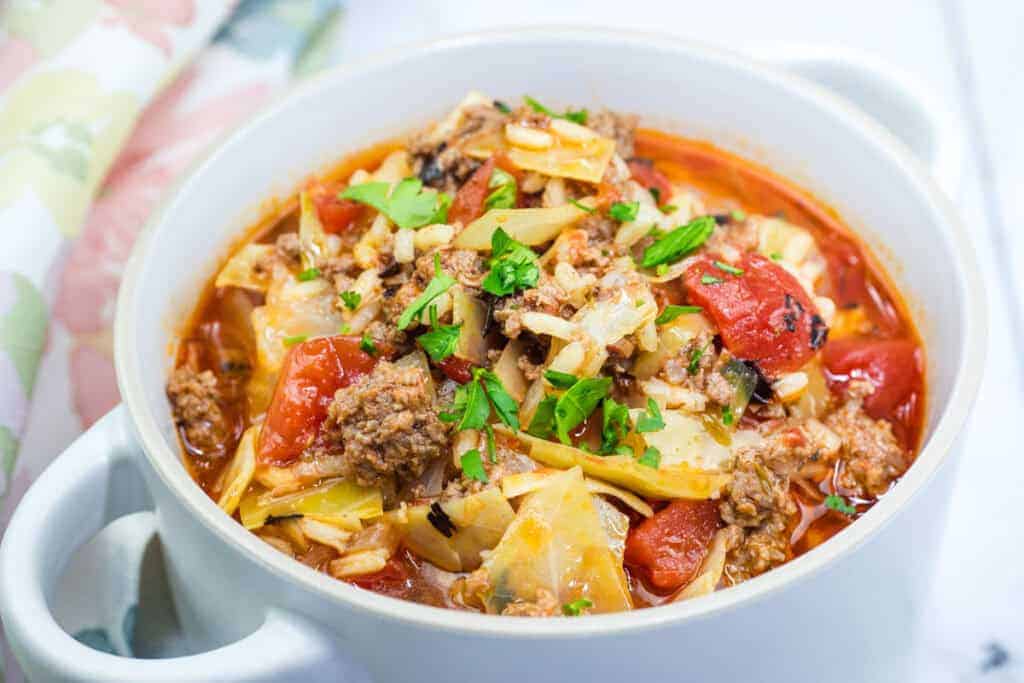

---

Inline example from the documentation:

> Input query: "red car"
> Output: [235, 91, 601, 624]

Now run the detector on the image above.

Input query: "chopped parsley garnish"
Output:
[700, 274, 723, 286]
[484, 423, 497, 463]
[824, 494, 857, 516]
[397, 253, 456, 330]
[481, 227, 540, 297]
[338, 323, 351, 335]
[600, 397, 631, 455]
[460, 449, 489, 483]
[655, 264, 669, 276]
[569, 198, 596, 213]
[655, 304, 703, 325]
[562, 598, 593, 616]
[524, 96, 588, 125]
[543, 369, 578, 389]
[609, 200, 639, 222]
[635, 398, 665, 433]
[770, 251, 783, 261]
[440, 368, 520, 432]
[297, 267, 321, 282]
[339, 290, 361, 310]
[417, 305, 461, 362]
[340, 177, 451, 230]
[649, 187, 662, 204]
[494, 100, 512, 114]
[283, 334, 307, 347]
[554, 376, 613, 444]
[688, 342, 709, 375]
[659, 204, 678, 215]
[638, 446, 661, 469]
[359, 333, 377, 355]
[722, 405, 734, 426]
[484, 168, 517, 211]
[731, 209, 747, 221]
[526, 395, 558, 438]
[713, 260, 744, 276]
[641, 215, 716, 268]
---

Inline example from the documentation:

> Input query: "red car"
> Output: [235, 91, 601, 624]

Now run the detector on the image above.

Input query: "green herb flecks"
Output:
[524, 96, 587, 125]
[397, 253, 456, 330]
[340, 177, 451, 230]
[460, 449, 489, 483]
[481, 227, 540, 297]
[641, 216, 716, 269]
[635, 398, 665, 433]
[655, 305, 702, 325]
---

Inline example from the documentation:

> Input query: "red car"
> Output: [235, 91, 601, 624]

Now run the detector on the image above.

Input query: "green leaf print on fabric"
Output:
[215, 0, 342, 68]
[0, 273, 47, 396]
[4, 0, 102, 58]
[27, 118, 94, 181]
[0, 426, 16, 488]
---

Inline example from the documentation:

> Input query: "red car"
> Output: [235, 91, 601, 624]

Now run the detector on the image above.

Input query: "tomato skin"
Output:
[627, 159, 672, 204]
[684, 253, 822, 376]
[310, 181, 363, 234]
[624, 499, 720, 592]
[822, 338, 921, 420]
[448, 158, 495, 226]
[438, 355, 474, 384]
[258, 335, 377, 465]
[345, 556, 411, 598]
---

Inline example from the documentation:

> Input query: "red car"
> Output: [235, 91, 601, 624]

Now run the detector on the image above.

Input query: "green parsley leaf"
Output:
[713, 260, 744, 276]
[460, 449, 489, 483]
[338, 323, 351, 335]
[526, 395, 558, 438]
[649, 187, 662, 204]
[655, 264, 669, 276]
[477, 368, 520, 430]
[484, 423, 497, 463]
[638, 446, 661, 469]
[341, 178, 451, 230]
[494, 100, 512, 114]
[554, 377, 612, 444]
[297, 267, 321, 282]
[283, 334, 307, 347]
[641, 216, 716, 269]
[688, 342, 709, 375]
[485, 168, 517, 210]
[481, 227, 539, 297]
[655, 304, 703, 325]
[770, 251, 783, 261]
[824, 494, 857, 516]
[635, 398, 665, 433]
[701, 274, 723, 286]
[523, 96, 587, 125]
[569, 198, 596, 213]
[359, 333, 377, 356]
[609, 201, 640, 223]
[731, 209, 747, 221]
[397, 253, 456, 330]
[543, 369, 578, 389]
[417, 316, 461, 362]
[659, 204, 678, 215]
[339, 290, 361, 310]
[722, 405, 734, 426]
[600, 397, 631, 455]
[562, 598, 593, 616]
[614, 444, 635, 456]
[440, 378, 490, 431]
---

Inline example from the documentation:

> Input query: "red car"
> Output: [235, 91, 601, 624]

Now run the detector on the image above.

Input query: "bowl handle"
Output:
[0, 406, 369, 683]
[753, 43, 964, 196]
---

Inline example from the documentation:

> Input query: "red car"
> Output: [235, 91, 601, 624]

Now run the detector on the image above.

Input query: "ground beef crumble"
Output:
[826, 398, 907, 497]
[167, 367, 232, 457]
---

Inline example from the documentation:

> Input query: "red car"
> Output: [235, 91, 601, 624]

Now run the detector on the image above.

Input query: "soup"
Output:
[167, 93, 924, 616]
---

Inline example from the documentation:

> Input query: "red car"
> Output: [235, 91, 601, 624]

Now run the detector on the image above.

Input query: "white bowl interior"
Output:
[116, 30, 980, 630]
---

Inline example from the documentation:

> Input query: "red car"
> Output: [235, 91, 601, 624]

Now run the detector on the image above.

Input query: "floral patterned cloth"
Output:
[0, 1, 344, 678]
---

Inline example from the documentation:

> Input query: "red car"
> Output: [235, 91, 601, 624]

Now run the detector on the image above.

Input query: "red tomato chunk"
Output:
[310, 181, 363, 234]
[624, 499, 720, 593]
[627, 159, 672, 204]
[448, 158, 495, 226]
[684, 253, 824, 376]
[257, 335, 377, 465]
[822, 338, 921, 420]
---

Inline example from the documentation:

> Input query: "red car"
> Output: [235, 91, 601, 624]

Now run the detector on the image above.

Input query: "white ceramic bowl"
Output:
[0, 29, 984, 683]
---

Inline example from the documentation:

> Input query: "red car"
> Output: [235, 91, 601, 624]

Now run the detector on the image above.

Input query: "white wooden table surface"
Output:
[337, 2, 1024, 680]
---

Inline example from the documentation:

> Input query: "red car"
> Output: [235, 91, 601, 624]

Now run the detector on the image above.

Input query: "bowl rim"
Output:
[115, 26, 986, 638]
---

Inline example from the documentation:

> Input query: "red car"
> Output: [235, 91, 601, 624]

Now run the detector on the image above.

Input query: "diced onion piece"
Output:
[297, 518, 353, 554]
[548, 340, 586, 375]
[414, 224, 455, 250]
[393, 228, 415, 263]
[521, 312, 577, 340]
[454, 204, 586, 250]
[550, 118, 598, 143]
[298, 191, 328, 270]
[518, 377, 546, 427]
[493, 340, 528, 402]
[348, 168, 371, 185]
[639, 378, 707, 413]
[353, 213, 392, 269]
[585, 477, 654, 517]
[637, 319, 658, 352]
[541, 177, 567, 207]
[790, 359, 831, 419]
[452, 286, 488, 364]
[215, 244, 275, 292]
[389, 488, 515, 572]
[422, 91, 494, 146]
[506, 123, 554, 150]
[371, 150, 411, 184]
[634, 313, 711, 379]
[500, 470, 561, 498]
[330, 549, 390, 578]
[674, 528, 731, 602]
[553, 262, 596, 308]
[239, 478, 382, 531]
[465, 126, 616, 183]
[635, 410, 733, 472]
[520, 172, 547, 194]
[217, 425, 259, 515]
[814, 295, 836, 326]
[394, 349, 435, 400]
[500, 427, 730, 500]
[772, 371, 809, 403]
